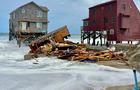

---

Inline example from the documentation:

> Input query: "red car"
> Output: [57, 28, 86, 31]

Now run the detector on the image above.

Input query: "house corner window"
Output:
[21, 8, 25, 13]
[13, 13, 15, 19]
[108, 5, 112, 11]
[83, 21, 88, 26]
[112, 16, 116, 23]
[93, 8, 96, 15]
[93, 20, 96, 25]
[104, 17, 109, 23]
[110, 29, 114, 35]
[122, 4, 126, 11]
[10, 15, 12, 19]
[129, 4, 132, 9]
[37, 10, 43, 17]
[36, 23, 42, 29]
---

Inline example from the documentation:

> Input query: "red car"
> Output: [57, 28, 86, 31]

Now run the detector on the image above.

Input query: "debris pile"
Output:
[24, 26, 127, 63]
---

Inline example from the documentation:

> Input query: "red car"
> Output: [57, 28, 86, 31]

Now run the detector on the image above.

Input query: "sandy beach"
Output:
[106, 82, 140, 90]
[97, 60, 140, 90]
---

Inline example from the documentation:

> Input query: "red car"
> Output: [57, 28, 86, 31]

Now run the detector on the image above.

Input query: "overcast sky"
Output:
[0, 0, 140, 34]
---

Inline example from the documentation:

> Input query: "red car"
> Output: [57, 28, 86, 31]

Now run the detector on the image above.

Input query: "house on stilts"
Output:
[9, 1, 49, 44]
[81, 0, 140, 45]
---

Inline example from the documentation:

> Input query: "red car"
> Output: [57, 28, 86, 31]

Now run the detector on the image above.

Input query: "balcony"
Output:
[16, 27, 47, 33]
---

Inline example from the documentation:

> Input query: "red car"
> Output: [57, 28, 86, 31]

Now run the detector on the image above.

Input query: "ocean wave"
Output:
[0, 35, 140, 90]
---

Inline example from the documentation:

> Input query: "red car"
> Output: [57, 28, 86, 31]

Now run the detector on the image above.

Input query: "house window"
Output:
[27, 22, 30, 28]
[93, 20, 96, 25]
[122, 4, 126, 11]
[110, 29, 114, 35]
[36, 23, 42, 29]
[21, 8, 25, 13]
[10, 15, 12, 19]
[104, 17, 109, 23]
[108, 5, 112, 11]
[34, 10, 38, 16]
[83, 21, 88, 26]
[112, 16, 116, 23]
[36, 10, 43, 17]
[93, 8, 96, 15]
[13, 13, 15, 19]
[20, 22, 27, 30]
[129, 4, 132, 9]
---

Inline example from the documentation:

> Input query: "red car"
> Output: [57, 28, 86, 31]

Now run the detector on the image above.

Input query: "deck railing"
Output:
[16, 29, 47, 33]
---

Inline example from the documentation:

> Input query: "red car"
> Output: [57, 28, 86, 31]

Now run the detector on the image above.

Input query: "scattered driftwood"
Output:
[24, 25, 127, 63]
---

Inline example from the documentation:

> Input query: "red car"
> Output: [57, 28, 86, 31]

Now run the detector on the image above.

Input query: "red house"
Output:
[81, 0, 140, 45]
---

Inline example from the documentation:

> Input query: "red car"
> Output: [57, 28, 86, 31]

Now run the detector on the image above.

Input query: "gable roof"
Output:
[89, 0, 116, 9]
[10, 1, 49, 14]
[40, 6, 48, 11]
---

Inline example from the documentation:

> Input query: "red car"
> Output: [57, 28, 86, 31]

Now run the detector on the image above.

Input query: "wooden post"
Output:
[92, 31, 96, 45]
[116, 41, 120, 44]
[112, 41, 114, 45]
[131, 41, 133, 44]
[128, 41, 130, 44]
[106, 41, 109, 47]
[104, 36, 106, 45]
[100, 31, 102, 46]
[97, 41, 99, 46]
[87, 32, 90, 45]
[81, 26, 84, 43]
[9, 31, 12, 41]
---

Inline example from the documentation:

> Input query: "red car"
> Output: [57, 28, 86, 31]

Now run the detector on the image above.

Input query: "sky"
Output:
[0, 0, 140, 34]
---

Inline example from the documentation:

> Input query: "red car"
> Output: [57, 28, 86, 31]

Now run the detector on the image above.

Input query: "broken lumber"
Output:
[24, 26, 127, 63]
[29, 26, 70, 53]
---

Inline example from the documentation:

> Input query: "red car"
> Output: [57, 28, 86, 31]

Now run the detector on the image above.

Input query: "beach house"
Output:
[9, 1, 49, 42]
[81, 0, 140, 45]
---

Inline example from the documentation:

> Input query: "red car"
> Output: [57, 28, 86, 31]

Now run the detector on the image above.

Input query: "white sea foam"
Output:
[0, 34, 139, 90]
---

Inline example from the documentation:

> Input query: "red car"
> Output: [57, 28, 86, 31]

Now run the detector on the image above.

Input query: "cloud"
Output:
[82, 0, 113, 7]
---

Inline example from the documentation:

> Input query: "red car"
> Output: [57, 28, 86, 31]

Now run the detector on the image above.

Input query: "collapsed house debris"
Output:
[24, 25, 127, 63]
[29, 25, 70, 53]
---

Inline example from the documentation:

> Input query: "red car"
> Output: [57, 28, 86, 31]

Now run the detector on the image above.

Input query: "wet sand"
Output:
[97, 60, 131, 69]
[97, 60, 140, 90]
[106, 83, 140, 90]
